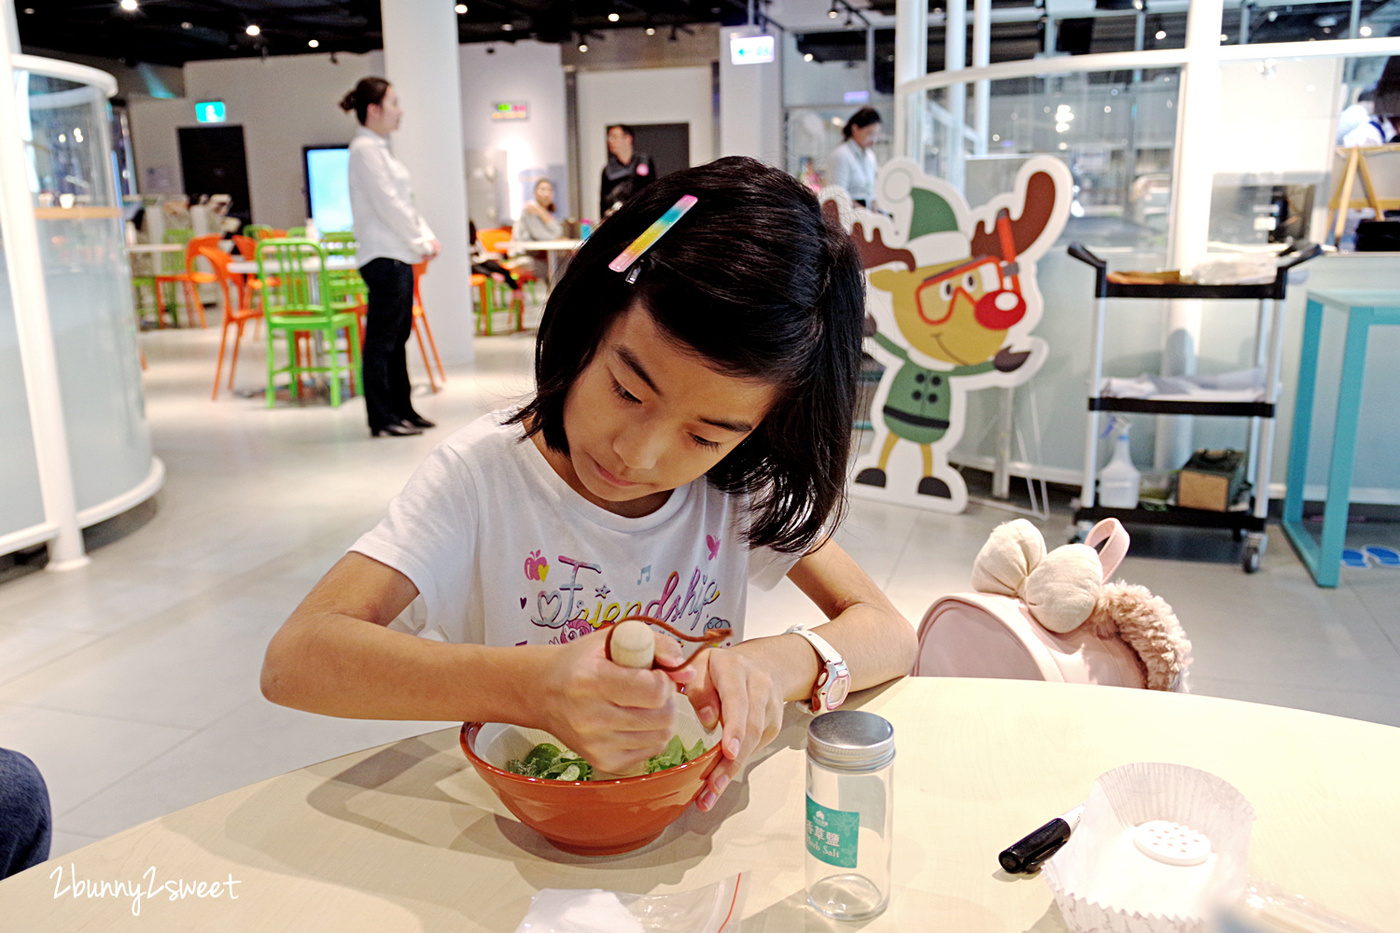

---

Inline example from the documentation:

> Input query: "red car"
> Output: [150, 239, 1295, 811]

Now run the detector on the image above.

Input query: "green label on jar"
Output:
[806, 794, 860, 868]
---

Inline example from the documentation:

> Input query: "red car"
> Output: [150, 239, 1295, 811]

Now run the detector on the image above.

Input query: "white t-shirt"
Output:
[351, 412, 798, 647]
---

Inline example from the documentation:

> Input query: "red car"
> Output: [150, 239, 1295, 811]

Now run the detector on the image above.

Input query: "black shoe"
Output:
[401, 414, 436, 429]
[371, 422, 423, 437]
[855, 467, 887, 488]
[917, 476, 952, 498]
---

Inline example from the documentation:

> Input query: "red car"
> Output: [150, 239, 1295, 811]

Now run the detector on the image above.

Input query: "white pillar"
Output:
[0, 6, 89, 570]
[894, 0, 928, 164]
[945, 0, 967, 189]
[719, 25, 782, 165]
[1159, 0, 1223, 470]
[972, 0, 991, 157]
[380, 0, 474, 363]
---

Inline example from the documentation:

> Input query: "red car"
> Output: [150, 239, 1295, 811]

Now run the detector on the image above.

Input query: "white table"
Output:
[2, 678, 1396, 931]
[502, 238, 584, 285]
[125, 243, 184, 255]
[227, 256, 359, 277]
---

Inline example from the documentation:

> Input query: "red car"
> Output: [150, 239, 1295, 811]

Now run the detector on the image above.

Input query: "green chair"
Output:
[152, 228, 193, 327]
[257, 238, 362, 408]
[243, 224, 274, 240]
[129, 250, 158, 327]
[320, 231, 365, 313]
[285, 225, 308, 238]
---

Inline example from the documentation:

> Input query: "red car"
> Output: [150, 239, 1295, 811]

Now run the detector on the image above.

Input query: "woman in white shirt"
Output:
[827, 107, 882, 208]
[340, 77, 440, 438]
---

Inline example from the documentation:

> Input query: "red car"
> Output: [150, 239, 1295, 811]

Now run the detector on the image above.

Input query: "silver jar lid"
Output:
[807, 710, 895, 771]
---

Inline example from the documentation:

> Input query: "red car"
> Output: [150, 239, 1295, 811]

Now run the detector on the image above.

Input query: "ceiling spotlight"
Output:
[578, 40, 588, 51]
[1155, 29, 1166, 39]
[608, 12, 619, 22]
[1267, 10, 1277, 21]
[119, 0, 138, 10]
[828, 7, 838, 18]
[646, 26, 655, 35]
[246, 23, 261, 36]
[502, 22, 514, 31]
[454, 4, 467, 13]
[1360, 25, 1373, 37]
[1219, 33, 1228, 42]
[181, 21, 192, 29]
[803, 52, 814, 62]
[308, 38, 319, 48]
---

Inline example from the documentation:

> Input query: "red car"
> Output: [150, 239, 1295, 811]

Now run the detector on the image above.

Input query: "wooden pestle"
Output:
[607, 618, 655, 670]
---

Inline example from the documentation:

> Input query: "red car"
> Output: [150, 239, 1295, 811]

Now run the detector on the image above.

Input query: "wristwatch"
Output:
[786, 625, 850, 713]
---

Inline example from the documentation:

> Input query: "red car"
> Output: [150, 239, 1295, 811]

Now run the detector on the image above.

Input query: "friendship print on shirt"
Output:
[517, 535, 736, 647]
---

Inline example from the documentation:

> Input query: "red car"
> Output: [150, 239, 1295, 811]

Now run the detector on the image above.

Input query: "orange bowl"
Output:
[460, 716, 722, 856]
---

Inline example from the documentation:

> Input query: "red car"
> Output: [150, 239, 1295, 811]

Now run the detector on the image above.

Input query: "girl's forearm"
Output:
[261, 613, 544, 725]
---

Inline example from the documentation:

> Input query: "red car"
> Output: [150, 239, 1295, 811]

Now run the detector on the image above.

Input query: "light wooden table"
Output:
[2, 678, 1396, 931]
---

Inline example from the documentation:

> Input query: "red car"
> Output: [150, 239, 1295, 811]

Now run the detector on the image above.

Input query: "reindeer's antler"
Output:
[970, 170, 1057, 261]
[822, 198, 917, 270]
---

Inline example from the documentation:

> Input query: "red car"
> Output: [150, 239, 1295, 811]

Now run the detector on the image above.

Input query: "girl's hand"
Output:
[532, 629, 687, 774]
[677, 647, 784, 811]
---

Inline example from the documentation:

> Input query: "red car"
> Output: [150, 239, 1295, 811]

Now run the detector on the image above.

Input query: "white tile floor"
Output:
[2, 311, 1399, 859]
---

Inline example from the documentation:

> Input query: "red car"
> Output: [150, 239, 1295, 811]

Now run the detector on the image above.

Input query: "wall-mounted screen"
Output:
[303, 145, 353, 233]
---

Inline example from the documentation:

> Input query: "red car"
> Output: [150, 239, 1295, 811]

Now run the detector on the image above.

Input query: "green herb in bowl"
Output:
[506, 737, 707, 781]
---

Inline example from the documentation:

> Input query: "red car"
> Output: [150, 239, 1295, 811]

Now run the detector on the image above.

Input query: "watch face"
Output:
[825, 670, 850, 710]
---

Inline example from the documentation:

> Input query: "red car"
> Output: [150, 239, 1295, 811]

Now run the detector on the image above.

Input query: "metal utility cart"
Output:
[1067, 242, 1320, 572]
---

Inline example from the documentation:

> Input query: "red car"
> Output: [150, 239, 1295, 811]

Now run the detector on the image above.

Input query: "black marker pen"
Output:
[998, 803, 1085, 874]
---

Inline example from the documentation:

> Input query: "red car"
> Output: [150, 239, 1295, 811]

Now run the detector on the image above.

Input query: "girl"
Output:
[340, 76, 440, 438]
[261, 157, 916, 812]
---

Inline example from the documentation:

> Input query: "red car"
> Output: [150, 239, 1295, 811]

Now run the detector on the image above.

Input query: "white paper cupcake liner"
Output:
[1043, 762, 1256, 933]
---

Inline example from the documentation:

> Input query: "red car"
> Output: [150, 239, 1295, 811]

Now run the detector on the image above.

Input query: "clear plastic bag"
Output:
[1211, 878, 1387, 933]
[515, 873, 746, 933]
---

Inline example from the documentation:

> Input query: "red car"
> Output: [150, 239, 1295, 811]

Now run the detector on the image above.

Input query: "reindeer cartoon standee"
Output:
[824, 158, 1072, 514]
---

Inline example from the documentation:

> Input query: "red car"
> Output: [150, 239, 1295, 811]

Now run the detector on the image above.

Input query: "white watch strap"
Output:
[786, 625, 843, 666]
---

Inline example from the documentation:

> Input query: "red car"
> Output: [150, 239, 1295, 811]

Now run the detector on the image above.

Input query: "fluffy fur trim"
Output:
[1088, 582, 1193, 692]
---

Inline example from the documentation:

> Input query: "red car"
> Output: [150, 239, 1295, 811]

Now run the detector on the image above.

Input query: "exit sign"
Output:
[490, 101, 528, 121]
[196, 100, 227, 123]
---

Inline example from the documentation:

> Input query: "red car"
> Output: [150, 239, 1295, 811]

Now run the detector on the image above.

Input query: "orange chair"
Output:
[411, 260, 447, 391]
[154, 233, 220, 328]
[232, 234, 258, 260]
[473, 226, 527, 333]
[199, 245, 263, 399]
[475, 226, 514, 257]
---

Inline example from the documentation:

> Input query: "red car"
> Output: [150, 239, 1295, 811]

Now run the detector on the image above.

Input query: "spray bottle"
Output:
[1098, 415, 1142, 509]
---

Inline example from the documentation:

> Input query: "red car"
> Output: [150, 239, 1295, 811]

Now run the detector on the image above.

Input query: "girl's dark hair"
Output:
[842, 106, 882, 140]
[508, 156, 864, 554]
[339, 77, 391, 125]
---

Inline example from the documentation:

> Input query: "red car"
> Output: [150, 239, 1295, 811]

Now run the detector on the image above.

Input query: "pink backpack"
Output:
[912, 518, 1190, 691]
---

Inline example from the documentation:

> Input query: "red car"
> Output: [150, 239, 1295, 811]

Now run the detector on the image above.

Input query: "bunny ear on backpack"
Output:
[1022, 545, 1104, 633]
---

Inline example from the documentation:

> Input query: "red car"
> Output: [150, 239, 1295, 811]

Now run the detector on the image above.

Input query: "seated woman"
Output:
[511, 178, 564, 282]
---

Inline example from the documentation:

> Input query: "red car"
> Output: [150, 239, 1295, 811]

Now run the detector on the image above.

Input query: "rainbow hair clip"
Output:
[608, 194, 698, 277]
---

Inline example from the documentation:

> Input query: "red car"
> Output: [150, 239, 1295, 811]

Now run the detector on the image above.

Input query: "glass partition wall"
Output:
[885, 35, 1400, 500]
[1, 54, 161, 564]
